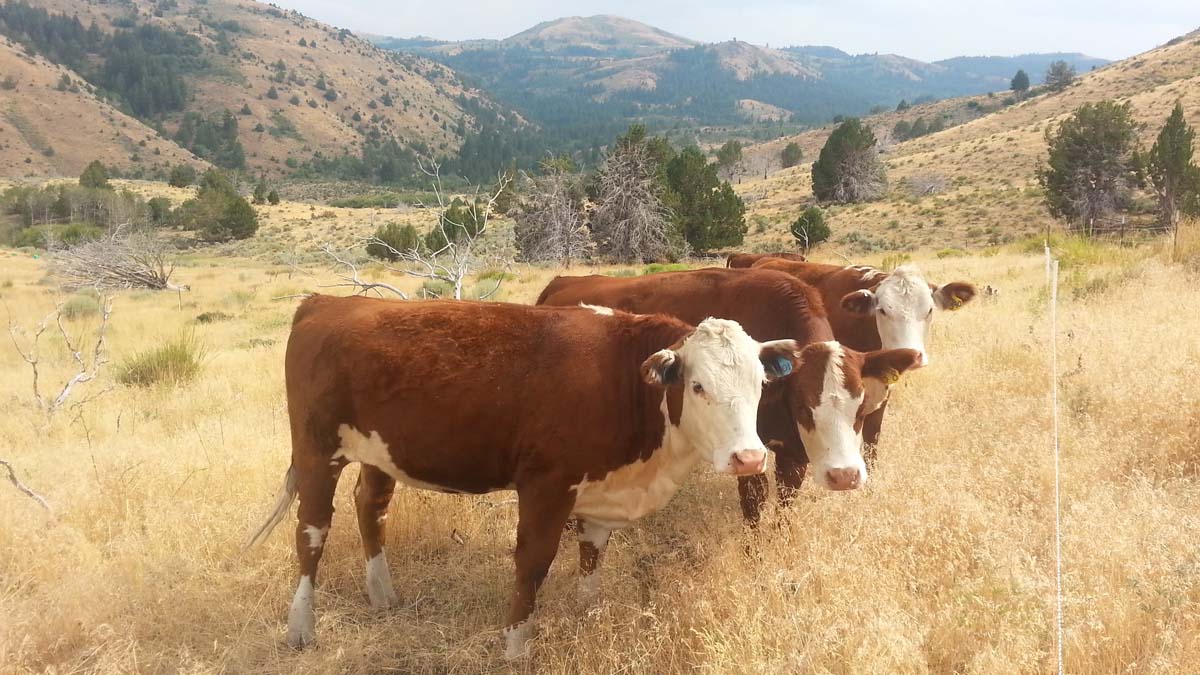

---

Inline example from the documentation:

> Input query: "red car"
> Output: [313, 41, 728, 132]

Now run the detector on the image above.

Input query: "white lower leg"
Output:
[578, 522, 611, 605]
[365, 550, 398, 608]
[286, 575, 316, 648]
[503, 620, 533, 659]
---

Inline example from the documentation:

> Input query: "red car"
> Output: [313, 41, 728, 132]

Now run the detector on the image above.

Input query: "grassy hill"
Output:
[0, 39, 205, 177]
[734, 30, 1200, 252]
[2, 0, 512, 179]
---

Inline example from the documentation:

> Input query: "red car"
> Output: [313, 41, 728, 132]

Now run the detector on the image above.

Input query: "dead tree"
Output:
[514, 170, 593, 266]
[358, 161, 515, 300]
[5, 295, 113, 418]
[591, 143, 679, 263]
[48, 229, 187, 291]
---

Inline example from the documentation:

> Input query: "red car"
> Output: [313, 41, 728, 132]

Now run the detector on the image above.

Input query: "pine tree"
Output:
[790, 206, 830, 250]
[252, 179, 268, 204]
[1011, 69, 1030, 93]
[780, 142, 803, 169]
[1037, 100, 1139, 231]
[79, 160, 110, 190]
[811, 118, 887, 203]
[1044, 61, 1076, 93]
[666, 146, 747, 251]
[1145, 102, 1200, 231]
[267, 189, 280, 205]
[168, 164, 196, 188]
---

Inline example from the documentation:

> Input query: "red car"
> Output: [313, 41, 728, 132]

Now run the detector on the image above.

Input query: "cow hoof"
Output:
[503, 621, 532, 659]
[286, 621, 315, 650]
[577, 575, 601, 607]
[287, 575, 316, 648]
[365, 552, 398, 609]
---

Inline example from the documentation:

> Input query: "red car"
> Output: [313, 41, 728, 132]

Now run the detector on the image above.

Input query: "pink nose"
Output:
[826, 467, 863, 491]
[915, 351, 929, 368]
[730, 449, 767, 475]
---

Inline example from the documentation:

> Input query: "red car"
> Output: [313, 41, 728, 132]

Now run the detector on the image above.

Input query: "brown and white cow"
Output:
[246, 295, 798, 657]
[537, 268, 923, 523]
[726, 251, 807, 268]
[750, 259, 976, 457]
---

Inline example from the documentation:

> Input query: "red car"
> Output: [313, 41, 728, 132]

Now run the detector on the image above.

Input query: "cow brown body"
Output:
[252, 294, 791, 657]
[726, 251, 807, 268]
[537, 268, 845, 523]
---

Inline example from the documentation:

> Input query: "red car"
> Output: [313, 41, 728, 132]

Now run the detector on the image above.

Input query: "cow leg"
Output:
[355, 464, 398, 609]
[737, 474, 769, 526]
[775, 452, 808, 508]
[504, 488, 574, 659]
[287, 456, 343, 648]
[577, 518, 611, 605]
[862, 399, 889, 470]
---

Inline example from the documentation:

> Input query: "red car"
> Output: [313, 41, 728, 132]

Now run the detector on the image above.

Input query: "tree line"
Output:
[2, 161, 261, 247]
[0, 1, 206, 119]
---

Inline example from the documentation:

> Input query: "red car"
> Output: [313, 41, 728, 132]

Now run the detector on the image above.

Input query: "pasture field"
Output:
[1, 236, 1199, 674]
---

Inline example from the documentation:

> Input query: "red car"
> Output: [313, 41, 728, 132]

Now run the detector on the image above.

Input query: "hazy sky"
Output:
[273, 0, 1197, 61]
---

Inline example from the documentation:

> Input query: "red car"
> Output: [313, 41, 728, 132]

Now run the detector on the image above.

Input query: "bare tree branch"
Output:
[318, 245, 409, 299]
[5, 295, 113, 417]
[0, 459, 50, 510]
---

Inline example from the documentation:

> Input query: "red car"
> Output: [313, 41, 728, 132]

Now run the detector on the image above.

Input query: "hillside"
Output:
[0, 39, 204, 177]
[2, 0, 511, 179]
[733, 31, 1200, 252]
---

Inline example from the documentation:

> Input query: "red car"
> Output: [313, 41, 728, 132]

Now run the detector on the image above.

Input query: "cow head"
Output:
[784, 342, 922, 490]
[839, 265, 976, 367]
[642, 318, 797, 477]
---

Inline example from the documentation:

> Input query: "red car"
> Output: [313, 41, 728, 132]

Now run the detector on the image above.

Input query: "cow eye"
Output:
[878, 308, 887, 316]
[692, 382, 704, 394]
[927, 308, 934, 318]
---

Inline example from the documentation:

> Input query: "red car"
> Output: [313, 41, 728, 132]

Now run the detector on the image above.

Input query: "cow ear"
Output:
[841, 289, 876, 315]
[862, 348, 923, 386]
[641, 349, 681, 386]
[933, 281, 977, 311]
[759, 339, 799, 382]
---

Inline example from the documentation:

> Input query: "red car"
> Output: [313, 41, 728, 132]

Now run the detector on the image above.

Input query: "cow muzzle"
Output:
[728, 449, 767, 476]
[825, 467, 864, 491]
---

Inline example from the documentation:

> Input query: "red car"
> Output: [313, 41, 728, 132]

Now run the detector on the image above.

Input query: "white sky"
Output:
[273, 0, 1197, 61]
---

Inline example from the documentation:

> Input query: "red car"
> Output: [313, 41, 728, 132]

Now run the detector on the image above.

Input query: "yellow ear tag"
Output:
[948, 297, 964, 311]
[883, 369, 900, 385]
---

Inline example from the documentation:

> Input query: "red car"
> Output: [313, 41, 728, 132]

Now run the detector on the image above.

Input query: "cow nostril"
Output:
[826, 468, 862, 490]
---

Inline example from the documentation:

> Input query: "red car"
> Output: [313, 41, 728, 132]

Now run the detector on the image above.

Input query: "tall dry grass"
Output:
[1, 241, 1198, 674]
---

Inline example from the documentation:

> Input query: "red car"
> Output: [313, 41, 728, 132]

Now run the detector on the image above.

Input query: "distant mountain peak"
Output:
[502, 15, 696, 56]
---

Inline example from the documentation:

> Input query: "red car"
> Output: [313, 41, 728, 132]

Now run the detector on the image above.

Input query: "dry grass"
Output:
[2, 235, 1199, 674]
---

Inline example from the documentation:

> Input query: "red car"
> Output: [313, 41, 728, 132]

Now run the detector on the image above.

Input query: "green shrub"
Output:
[60, 293, 100, 320]
[195, 310, 233, 324]
[476, 268, 516, 282]
[935, 248, 968, 258]
[116, 332, 206, 387]
[604, 269, 638, 278]
[642, 263, 691, 275]
[366, 222, 420, 261]
[880, 253, 912, 271]
[419, 279, 454, 299]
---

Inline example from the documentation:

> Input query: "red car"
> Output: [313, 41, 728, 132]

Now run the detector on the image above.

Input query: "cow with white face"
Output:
[837, 264, 975, 368]
[248, 297, 799, 657]
[536, 268, 926, 522]
[750, 259, 976, 466]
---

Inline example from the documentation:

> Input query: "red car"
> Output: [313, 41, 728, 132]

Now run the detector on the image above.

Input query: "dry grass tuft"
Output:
[0, 242, 1198, 673]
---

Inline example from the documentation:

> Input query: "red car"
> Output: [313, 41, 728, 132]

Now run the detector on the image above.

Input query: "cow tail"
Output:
[243, 464, 298, 550]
